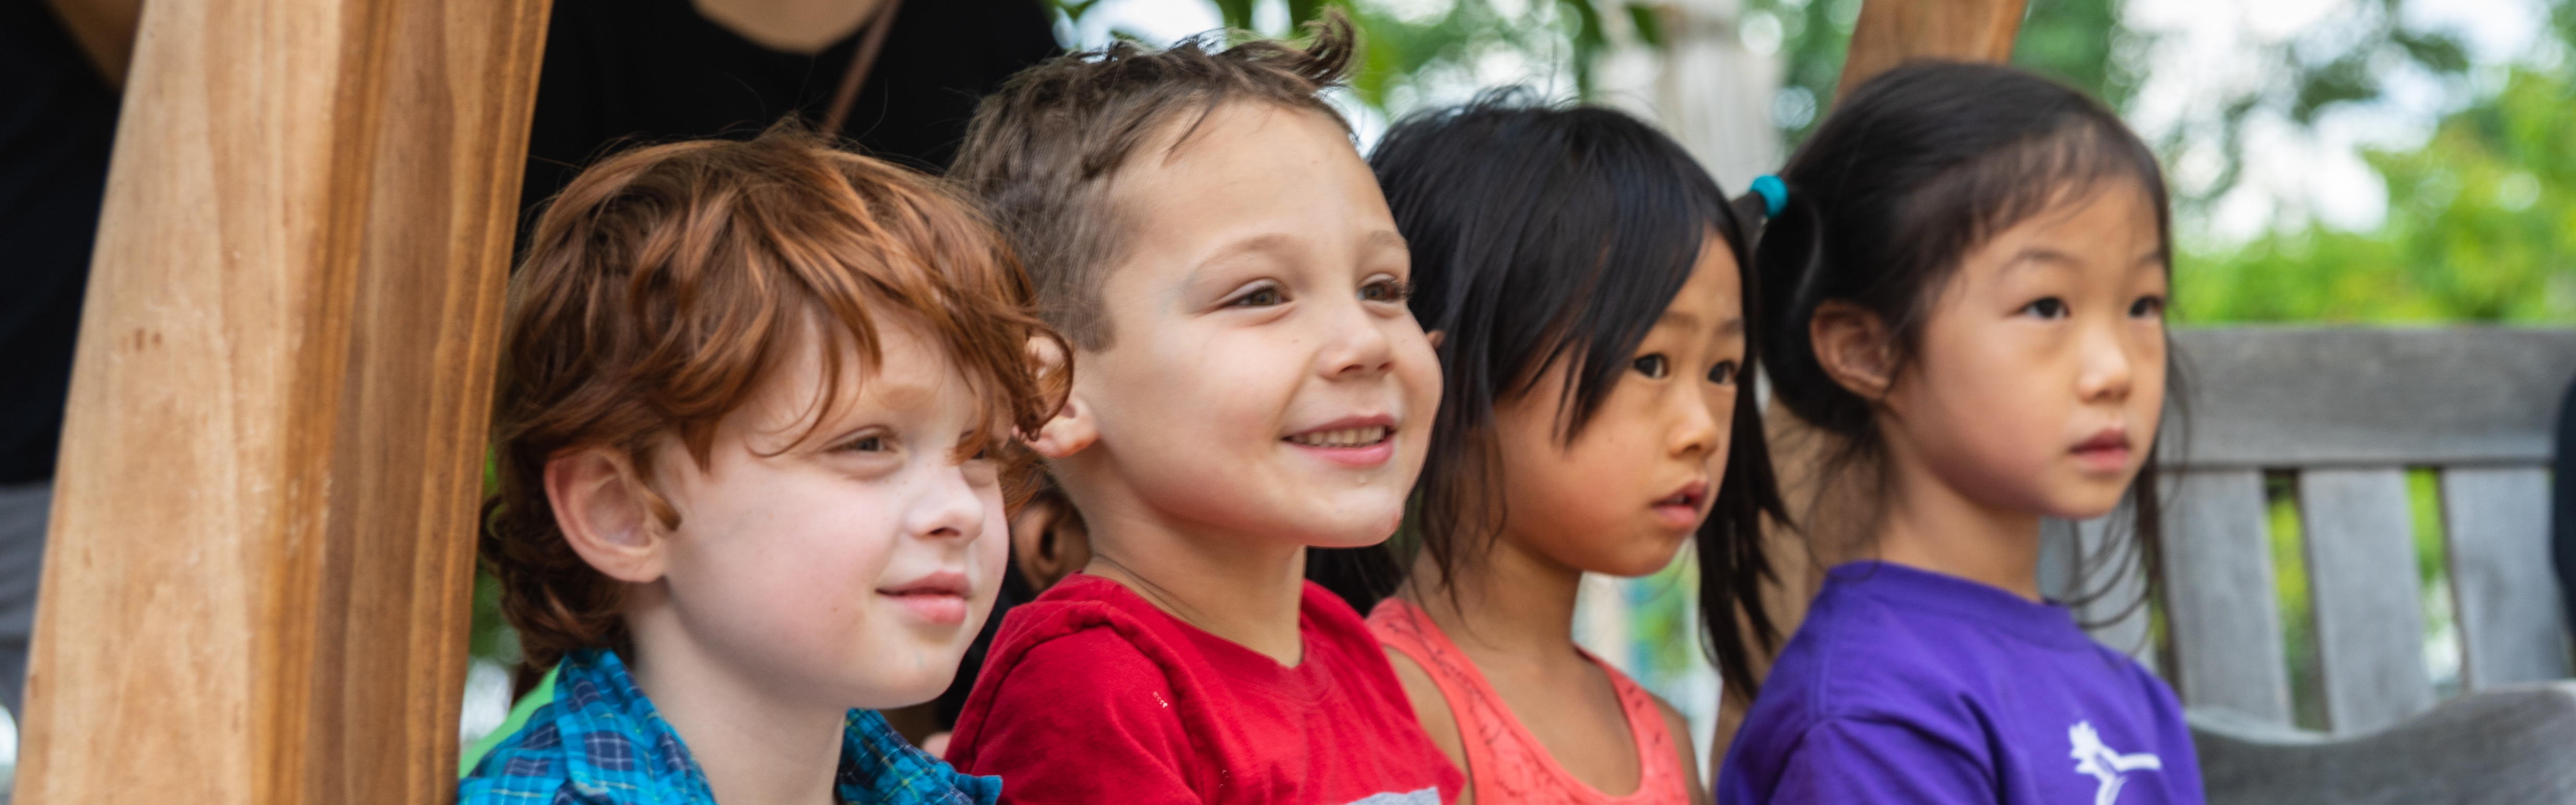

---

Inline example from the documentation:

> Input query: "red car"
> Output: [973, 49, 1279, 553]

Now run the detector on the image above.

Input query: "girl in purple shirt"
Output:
[1719, 62, 2204, 804]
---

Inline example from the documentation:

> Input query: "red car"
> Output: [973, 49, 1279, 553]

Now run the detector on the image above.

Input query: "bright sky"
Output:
[1060, 0, 2562, 241]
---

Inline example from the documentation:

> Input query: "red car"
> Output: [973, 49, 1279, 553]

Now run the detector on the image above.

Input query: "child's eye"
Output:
[839, 434, 886, 453]
[2129, 295, 2166, 318]
[2021, 297, 2069, 319]
[1632, 354, 1670, 379]
[1358, 279, 1413, 304]
[1229, 285, 1285, 308]
[1707, 360, 1739, 386]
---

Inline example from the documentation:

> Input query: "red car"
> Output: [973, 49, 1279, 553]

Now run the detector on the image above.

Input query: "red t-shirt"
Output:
[948, 573, 1464, 804]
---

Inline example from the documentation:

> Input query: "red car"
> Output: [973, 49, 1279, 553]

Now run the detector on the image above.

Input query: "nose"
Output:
[2075, 319, 2137, 405]
[1672, 383, 1722, 461]
[1315, 295, 1398, 381]
[905, 460, 989, 544]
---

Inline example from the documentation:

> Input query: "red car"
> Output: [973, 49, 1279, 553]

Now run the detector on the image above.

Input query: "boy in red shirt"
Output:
[941, 15, 1460, 805]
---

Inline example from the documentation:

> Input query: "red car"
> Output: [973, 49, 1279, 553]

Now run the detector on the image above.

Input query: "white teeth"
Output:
[1289, 426, 1389, 448]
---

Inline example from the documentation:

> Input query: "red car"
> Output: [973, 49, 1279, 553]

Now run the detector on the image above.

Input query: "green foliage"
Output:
[2177, 65, 2576, 325]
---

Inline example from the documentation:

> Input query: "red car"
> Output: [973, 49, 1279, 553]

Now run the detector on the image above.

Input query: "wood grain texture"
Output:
[2298, 469, 2434, 735]
[1835, 0, 2029, 99]
[2192, 683, 2576, 805]
[2163, 469, 2294, 724]
[2443, 467, 2570, 688]
[2169, 328, 2576, 468]
[15, 0, 549, 801]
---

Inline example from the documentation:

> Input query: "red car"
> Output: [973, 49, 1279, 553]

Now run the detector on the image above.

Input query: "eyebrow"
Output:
[2004, 247, 2086, 273]
[1653, 309, 1746, 336]
[1196, 233, 1300, 270]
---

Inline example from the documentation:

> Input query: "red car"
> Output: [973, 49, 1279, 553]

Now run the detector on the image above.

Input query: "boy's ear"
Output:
[1810, 300, 1896, 400]
[545, 447, 670, 584]
[1027, 395, 1099, 459]
[1426, 330, 1445, 351]
[1023, 335, 1100, 459]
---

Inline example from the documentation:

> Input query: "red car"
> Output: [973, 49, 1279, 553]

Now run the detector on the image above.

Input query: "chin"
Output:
[2041, 484, 2131, 522]
[848, 666, 959, 710]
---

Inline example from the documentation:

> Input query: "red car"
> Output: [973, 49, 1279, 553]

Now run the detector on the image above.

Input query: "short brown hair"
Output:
[951, 14, 1358, 349]
[484, 125, 1065, 685]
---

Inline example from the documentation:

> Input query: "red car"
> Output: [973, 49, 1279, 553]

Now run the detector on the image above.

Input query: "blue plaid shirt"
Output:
[459, 649, 999, 805]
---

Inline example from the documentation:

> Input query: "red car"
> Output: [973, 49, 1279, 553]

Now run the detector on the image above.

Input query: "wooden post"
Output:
[1835, 0, 2029, 99]
[15, 0, 548, 800]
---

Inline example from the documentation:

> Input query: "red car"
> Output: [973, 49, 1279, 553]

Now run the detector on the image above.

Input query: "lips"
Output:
[2071, 427, 2131, 471]
[1286, 425, 1389, 447]
[878, 571, 971, 626]
[1651, 479, 1708, 530]
[1283, 415, 1397, 468]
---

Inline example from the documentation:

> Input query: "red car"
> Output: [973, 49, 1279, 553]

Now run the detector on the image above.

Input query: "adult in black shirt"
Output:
[0, 0, 122, 723]
[521, 0, 1062, 233]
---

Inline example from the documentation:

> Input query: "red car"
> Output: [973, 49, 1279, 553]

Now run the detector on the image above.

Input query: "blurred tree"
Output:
[2178, 62, 2576, 324]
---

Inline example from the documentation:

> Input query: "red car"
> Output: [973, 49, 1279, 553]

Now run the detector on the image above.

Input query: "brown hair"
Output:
[484, 125, 1067, 689]
[949, 13, 1358, 350]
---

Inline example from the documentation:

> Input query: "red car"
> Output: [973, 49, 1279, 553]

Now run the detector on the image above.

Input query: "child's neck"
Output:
[1078, 503, 1310, 666]
[1402, 534, 1587, 664]
[623, 595, 848, 805]
[1873, 449, 2045, 600]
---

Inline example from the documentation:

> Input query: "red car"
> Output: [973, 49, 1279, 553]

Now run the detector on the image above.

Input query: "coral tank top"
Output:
[1368, 597, 1692, 804]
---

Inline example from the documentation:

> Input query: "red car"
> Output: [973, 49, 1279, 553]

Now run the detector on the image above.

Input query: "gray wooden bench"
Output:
[2039, 326, 2576, 805]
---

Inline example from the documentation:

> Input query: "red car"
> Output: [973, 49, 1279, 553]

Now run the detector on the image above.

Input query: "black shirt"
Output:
[0, 0, 120, 485]
[521, 0, 1060, 231]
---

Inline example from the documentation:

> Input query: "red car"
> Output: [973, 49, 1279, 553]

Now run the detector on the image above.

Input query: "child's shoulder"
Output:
[458, 653, 694, 804]
[457, 696, 582, 804]
[988, 573, 1194, 674]
[1756, 575, 1997, 727]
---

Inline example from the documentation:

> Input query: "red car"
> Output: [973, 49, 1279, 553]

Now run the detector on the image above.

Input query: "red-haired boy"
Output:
[461, 129, 1061, 805]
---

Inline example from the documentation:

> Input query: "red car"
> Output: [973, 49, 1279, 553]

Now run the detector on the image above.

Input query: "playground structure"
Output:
[16, 0, 2573, 802]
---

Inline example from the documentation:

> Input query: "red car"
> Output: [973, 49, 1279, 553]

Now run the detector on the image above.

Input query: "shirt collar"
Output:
[551, 649, 998, 805]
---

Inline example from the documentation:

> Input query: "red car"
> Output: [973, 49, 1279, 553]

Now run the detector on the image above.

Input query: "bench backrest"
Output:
[2040, 327, 2576, 736]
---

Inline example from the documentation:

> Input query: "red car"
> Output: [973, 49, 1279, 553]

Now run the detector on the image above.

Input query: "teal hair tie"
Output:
[1751, 174, 1787, 217]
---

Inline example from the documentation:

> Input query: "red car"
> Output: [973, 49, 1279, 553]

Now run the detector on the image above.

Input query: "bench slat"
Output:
[2077, 517, 2157, 672]
[2041, 516, 2159, 672]
[2299, 469, 2435, 734]
[2443, 467, 2570, 688]
[2171, 328, 2576, 468]
[2165, 469, 2294, 723]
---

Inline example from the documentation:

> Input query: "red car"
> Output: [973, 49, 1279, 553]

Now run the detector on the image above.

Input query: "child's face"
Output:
[1490, 237, 1744, 577]
[646, 316, 1010, 709]
[1048, 102, 1439, 549]
[1882, 179, 2167, 520]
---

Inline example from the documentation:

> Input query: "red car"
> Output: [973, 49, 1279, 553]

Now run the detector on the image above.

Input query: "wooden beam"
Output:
[1835, 0, 2029, 100]
[14, 0, 548, 800]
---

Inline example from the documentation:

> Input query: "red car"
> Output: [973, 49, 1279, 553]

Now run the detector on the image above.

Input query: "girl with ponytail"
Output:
[1718, 62, 2200, 805]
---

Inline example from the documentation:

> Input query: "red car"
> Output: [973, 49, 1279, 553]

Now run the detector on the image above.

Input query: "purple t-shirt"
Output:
[1720, 562, 2204, 805]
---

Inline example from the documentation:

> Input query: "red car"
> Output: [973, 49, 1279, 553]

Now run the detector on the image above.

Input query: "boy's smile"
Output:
[1040, 100, 1439, 554]
[1283, 415, 1397, 467]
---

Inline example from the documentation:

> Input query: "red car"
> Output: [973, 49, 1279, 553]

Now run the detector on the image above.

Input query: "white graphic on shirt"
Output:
[2068, 721, 2161, 805]
[1338, 787, 1439, 805]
